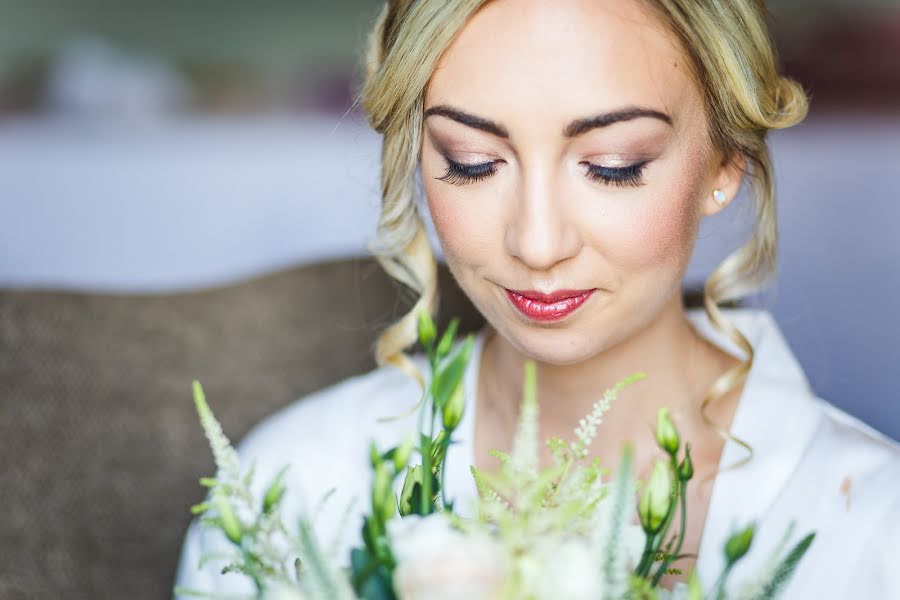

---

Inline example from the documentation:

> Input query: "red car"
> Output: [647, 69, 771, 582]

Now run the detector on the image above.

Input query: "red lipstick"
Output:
[504, 288, 597, 322]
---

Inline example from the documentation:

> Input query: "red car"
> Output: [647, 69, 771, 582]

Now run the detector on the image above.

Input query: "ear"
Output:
[702, 150, 748, 216]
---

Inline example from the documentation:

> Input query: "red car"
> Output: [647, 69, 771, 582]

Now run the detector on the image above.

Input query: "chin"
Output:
[505, 323, 607, 366]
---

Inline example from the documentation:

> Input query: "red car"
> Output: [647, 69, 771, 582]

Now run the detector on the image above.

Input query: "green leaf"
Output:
[430, 336, 474, 410]
[359, 565, 397, 600]
[262, 465, 289, 514]
[384, 434, 415, 472]
[190, 501, 211, 515]
[211, 489, 242, 545]
[430, 430, 449, 469]
[435, 317, 460, 359]
[488, 449, 511, 464]
[398, 465, 423, 517]
[351, 547, 395, 600]
[748, 531, 816, 599]
[417, 309, 437, 348]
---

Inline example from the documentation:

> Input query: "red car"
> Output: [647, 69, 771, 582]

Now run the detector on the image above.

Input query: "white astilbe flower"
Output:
[572, 387, 617, 459]
[572, 372, 646, 459]
[193, 380, 241, 480]
[593, 446, 643, 599]
[508, 362, 540, 482]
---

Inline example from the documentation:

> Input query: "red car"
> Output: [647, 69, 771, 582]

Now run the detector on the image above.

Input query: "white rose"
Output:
[527, 536, 603, 600]
[387, 514, 509, 600]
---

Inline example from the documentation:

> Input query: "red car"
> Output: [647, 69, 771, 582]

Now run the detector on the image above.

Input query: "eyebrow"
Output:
[423, 104, 672, 139]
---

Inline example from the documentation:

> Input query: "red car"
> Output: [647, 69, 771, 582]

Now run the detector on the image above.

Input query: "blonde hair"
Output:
[356, 0, 809, 478]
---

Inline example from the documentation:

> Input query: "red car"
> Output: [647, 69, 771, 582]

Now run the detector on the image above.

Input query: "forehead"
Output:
[425, 0, 701, 133]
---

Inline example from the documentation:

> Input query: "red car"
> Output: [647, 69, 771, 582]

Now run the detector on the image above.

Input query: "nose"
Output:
[504, 164, 582, 272]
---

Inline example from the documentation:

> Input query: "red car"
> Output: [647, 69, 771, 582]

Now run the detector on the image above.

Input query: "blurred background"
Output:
[0, 0, 898, 598]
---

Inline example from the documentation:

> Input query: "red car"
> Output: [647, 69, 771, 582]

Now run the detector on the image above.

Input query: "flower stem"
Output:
[415, 384, 430, 516]
[420, 353, 439, 515]
[440, 441, 449, 509]
[712, 563, 734, 600]
[639, 455, 679, 580]
[635, 532, 657, 576]
[242, 545, 264, 592]
[651, 479, 688, 586]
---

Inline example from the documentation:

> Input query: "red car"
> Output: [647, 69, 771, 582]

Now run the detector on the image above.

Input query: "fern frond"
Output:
[736, 522, 816, 600]
[295, 519, 357, 600]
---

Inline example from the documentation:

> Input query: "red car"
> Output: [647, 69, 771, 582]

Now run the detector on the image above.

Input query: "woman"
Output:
[174, 0, 899, 597]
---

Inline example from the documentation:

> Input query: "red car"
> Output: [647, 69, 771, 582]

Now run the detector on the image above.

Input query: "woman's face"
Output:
[421, 0, 741, 365]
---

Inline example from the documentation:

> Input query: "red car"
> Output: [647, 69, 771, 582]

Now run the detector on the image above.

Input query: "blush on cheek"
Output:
[614, 184, 700, 272]
[424, 188, 476, 261]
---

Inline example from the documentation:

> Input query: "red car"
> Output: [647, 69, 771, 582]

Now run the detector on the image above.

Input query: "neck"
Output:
[478, 295, 734, 456]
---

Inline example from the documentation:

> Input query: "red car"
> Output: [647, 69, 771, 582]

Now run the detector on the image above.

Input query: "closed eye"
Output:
[435, 157, 497, 185]
[435, 156, 649, 188]
[582, 160, 649, 188]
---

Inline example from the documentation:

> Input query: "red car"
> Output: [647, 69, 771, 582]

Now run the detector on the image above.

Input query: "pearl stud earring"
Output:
[712, 188, 727, 206]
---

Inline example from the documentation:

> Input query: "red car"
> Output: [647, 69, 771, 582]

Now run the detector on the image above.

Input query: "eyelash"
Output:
[436, 157, 649, 188]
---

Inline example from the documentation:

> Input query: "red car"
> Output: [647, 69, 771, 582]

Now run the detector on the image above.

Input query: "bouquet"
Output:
[175, 312, 815, 600]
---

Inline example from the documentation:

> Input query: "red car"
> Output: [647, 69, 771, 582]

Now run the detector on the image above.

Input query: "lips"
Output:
[505, 288, 597, 322]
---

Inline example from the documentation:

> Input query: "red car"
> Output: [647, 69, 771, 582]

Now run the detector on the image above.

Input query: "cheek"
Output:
[423, 181, 488, 262]
[423, 181, 498, 266]
[634, 192, 698, 268]
[593, 179, 701, 275]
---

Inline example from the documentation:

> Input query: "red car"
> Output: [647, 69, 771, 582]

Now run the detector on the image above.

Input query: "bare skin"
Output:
[419, 0, 748, 588]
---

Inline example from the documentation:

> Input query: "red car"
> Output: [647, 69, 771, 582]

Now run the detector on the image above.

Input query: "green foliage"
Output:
[181, 315, 818, 600]
[733, 520, 816, 600]
[349, 317, 475, 599]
